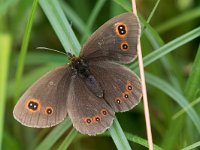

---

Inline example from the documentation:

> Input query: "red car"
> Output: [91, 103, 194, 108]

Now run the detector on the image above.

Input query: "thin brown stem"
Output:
[131, 1, 154, 150]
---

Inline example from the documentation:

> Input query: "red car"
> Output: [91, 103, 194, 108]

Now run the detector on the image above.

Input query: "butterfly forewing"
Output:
[89, 60, 142, 112]
[13, 65, 71, 128]
[80, 13, 140, 64]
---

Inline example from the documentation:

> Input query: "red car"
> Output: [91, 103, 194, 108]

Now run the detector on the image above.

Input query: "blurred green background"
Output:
[0, 0, 200, 149]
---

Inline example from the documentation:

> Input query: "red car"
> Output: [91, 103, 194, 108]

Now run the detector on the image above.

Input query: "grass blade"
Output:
[184, 44, 200, 100]
[141, 0, 160, 34]
[39, 0, 80, 55]
[57, 128, 78, 150]
[181, 141, 200, 150]
[0, 33, 12, 150]
[132, 26, 200, 68]
[173, 97, 200, 119]
[61, 1, 88, 36]
[13, 0, 38, 100]
[81, 0, 107, 43]
[125, 133, 163, 150]
[145, 72, 200, 133]
[156, 6, 200, 33]
[36, 118, 72, 150]
[108, 118, 131, 150]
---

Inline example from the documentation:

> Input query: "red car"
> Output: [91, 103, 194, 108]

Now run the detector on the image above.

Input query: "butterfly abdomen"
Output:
[71, 58, 104, 98]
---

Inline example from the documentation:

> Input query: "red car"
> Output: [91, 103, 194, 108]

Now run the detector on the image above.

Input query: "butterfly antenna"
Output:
[36, 47, 68, 56]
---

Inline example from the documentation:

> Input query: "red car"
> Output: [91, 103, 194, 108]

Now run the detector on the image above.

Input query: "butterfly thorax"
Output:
[71, 58, 104, 98]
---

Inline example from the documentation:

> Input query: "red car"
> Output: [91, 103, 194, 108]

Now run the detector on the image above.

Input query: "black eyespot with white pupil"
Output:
[122, 43, 128, 49]
[116, 99, 121, 104]
[118, 25, 126, 35]
[95, 117, 100, 121]
[128, 85, 132, 90]
[86, 119, 92, 124]
[46, 108, 53, 115]
[124, 94, 129, 98]
[28, 101, 38, 111]
[102, 111, 107, 115]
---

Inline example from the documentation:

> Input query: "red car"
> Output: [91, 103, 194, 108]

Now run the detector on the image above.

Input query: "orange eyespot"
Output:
[101, 109, 108, 116]
[126, 81, 133, 92]
[120, 41, 129, 51]
[115, 97, 123, 104]
[115, 22, 128, 38]
[93, 116, 101, 122]
[82, 117, 92, 124]
[26, 99, 41, 112]
[122, 92, 130, 99]
[45, 107, 53, 115]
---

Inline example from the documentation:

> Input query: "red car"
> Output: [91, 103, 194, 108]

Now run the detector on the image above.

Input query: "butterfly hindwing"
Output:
[89, 60, 142, 112]
[80, 13, 140, 64]
[13, 65, 71, 128]
[67, 76, 115, 135]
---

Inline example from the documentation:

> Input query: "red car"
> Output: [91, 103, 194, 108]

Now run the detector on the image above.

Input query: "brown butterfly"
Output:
[13, 13, 142, 135]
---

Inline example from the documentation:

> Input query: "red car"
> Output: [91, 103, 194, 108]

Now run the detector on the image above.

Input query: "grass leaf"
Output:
[39, 0, 80, 55]
[13, 0, 38, 100]
[108, 118, 131, 150]
[36, 118, 72, 150]
[0, 33, 12, 150]
[146, 72, 200, 133]
[57, 128, 78, 150]
[132, 26, 200, 68]
[184, 44, 200, 100]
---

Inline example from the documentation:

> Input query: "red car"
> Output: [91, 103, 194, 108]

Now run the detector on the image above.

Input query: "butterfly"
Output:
[13, 13, 142, 135]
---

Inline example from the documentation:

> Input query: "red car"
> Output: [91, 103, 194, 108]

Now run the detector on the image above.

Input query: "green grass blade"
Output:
[0, 33, 12, 150]
[81, 0, 107, 43]
[112, 0, 132, 12]
[39, 0, 80, 55]
[57, 128, 78, 150]
[108, 118, 131, 150]
[184, 44, 200, 100]
[139, 15, 186, 92]
[156, 6, 200, 33]
[61, 1, 88, 36]
[132, 26, 200, 68]
[13, 0, 38, 100]
[145, 72, 200, 133]
[35, 118, 72, 150]
[181, 141, 200, 150]
[125, 133, 163, 150]
[173, 97, 200, 119]
[87, 0, 107, 30]
[141, 0, 160, 34]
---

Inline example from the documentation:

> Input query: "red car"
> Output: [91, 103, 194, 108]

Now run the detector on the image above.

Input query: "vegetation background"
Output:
[0, 0, 200, 149]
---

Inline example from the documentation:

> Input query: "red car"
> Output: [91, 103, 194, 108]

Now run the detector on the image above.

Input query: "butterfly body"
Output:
[71, 57, 103, 98]
[13, 13, 142, 135]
